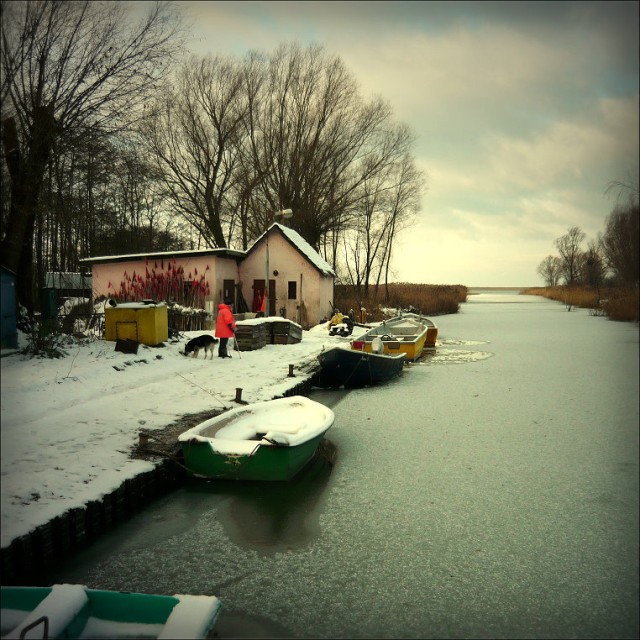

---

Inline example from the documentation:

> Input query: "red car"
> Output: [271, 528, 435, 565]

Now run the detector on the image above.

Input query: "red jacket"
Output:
[215, 303, 236, 338]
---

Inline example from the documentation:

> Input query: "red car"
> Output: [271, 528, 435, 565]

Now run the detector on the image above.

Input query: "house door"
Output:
[252, 279, 276, 315]
[222, 279, 235, 306]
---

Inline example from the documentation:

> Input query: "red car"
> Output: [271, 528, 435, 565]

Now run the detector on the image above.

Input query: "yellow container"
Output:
[105, 303, 168, 346]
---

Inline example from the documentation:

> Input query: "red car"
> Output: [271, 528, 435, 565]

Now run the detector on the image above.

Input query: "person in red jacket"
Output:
[215, 298, 236, 358]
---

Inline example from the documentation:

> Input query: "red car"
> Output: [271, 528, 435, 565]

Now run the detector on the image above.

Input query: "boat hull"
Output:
[180, 430, 329, 481]
[316, 347, 406, 388]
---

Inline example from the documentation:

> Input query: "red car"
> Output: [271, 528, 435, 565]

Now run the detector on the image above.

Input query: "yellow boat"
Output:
[351, 312, 438, 361]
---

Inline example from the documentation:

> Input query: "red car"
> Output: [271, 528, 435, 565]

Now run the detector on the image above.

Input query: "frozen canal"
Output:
[42, 292, 639, 638]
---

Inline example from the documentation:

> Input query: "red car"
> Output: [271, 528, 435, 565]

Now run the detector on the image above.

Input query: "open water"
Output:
[41, 291, 639, 638]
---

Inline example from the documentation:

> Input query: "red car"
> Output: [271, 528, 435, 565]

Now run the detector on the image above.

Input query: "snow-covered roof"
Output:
[251, 223, 336, 277]
[79, 248, 244, 264]
[79, 226, 335, 277]
[45, 272, 92, 289]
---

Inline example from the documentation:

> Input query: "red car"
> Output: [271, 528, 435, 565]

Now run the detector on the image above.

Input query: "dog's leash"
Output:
[176, 373, 229, 408]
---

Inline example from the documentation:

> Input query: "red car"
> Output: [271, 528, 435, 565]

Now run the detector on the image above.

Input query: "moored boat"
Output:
[316, 344, 406, 388]
[351, 312, 438, 361]
[178, 396, 334, 481]
[401, 312, 438, 348]
[1, 584, 221, 639]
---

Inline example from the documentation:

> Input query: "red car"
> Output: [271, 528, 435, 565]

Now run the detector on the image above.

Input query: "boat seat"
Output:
[215, 424, 260, 441]
[158, 594, 222, 639]
[257, 424, 300, 434]
[4, 584, 88, 640]
[78, 617, 164, 638]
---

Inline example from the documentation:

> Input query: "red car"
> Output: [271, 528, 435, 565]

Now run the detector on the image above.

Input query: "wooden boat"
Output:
[1, 584, 221, 639]
[178, 396, 334, 481]
[316, 344, 406, 388]
[351, 312, 438, 361]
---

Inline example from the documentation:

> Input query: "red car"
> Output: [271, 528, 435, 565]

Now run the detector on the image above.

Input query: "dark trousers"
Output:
[218, 337, 229, 357]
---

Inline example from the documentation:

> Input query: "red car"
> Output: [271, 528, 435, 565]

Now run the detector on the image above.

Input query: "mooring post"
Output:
[288, 364, 295, 377]
[139, 431, 149, 448]
[235, 387, 243, 403]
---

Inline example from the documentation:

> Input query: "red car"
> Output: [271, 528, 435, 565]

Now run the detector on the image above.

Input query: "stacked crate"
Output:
[270, 320, 303, 345]
[234, 322, 268, 351]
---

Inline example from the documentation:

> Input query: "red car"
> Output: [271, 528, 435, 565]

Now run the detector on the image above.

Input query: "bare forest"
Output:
[1, 1, 425, 313]
[532, 181, 639, 322]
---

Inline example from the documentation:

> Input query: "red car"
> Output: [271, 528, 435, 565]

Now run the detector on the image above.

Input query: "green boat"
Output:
[1, 584, 221, 639]
[178, 395, 335, 481]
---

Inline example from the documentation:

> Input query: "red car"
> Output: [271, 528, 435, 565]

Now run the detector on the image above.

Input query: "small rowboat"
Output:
[178, 396, 334, 481]
[1, 584, 221, 639]
[351, 312, 438, 361]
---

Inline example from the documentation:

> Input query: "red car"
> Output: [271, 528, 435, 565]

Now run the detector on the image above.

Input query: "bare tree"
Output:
[580, 239, 606, 291]
[142, 53, 248, 248]
[604, 177, 639, 204]
[554, 226, 586, 285]
[601, 201, 639, 287]
[339, 151, 423, 297]
[536, 254, 563, 287]
[242, 43, 422, 254]
[1, 0, 183, 310]
[378, 154, 424, 296]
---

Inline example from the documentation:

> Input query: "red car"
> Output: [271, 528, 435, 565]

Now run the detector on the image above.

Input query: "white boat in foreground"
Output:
[1, 584, 222, 639]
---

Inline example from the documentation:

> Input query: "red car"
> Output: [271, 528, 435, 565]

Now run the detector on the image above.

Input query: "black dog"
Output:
[184, 334, 218, 359]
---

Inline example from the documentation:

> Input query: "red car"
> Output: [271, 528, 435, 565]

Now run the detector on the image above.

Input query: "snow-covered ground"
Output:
[0, 320, 358, 549]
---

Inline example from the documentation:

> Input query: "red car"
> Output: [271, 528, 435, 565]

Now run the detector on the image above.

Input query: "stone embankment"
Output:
[1, 375, 317, 586]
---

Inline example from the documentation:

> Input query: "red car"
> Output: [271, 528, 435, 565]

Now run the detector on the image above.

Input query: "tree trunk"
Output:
[1, 107, 56, 311]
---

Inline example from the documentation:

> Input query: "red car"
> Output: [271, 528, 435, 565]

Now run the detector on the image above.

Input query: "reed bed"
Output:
[333, 283, 468, 321]
[522, 286, 639, 322]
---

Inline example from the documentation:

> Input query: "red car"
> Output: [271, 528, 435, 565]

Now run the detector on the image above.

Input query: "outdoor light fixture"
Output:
[264, 208, 293, 318]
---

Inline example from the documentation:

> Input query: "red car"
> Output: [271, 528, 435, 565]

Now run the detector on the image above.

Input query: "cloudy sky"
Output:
[168, 0, 638, 287]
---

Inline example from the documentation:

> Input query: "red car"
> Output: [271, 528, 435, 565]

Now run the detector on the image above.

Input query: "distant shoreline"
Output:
[467, 286, 528, 291]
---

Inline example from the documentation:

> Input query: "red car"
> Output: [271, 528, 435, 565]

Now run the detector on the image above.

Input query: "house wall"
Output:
[87, 235, 334, 328]
[90, 256, 240, 314]
[207, 259, 241, 315]
[238, 233, 333, 327]
[318, 276, 335, 321]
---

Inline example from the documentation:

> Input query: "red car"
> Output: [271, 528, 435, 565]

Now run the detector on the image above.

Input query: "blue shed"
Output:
[1, 266, 18, 350]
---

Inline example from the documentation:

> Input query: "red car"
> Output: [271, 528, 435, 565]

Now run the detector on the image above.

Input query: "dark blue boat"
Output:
[316, 346, 406, 388]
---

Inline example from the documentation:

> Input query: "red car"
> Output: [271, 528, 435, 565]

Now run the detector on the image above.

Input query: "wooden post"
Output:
[288, 364, 295, 377]
[235, 387, 243, 403]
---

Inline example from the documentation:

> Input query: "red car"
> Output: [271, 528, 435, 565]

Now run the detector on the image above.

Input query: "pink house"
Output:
[80, 224, 336, 328]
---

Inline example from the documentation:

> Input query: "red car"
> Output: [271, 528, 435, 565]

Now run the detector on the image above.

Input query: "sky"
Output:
[158, 0, 639, 287]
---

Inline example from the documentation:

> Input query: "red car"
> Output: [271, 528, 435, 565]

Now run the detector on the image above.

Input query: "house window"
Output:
[223, 279, 235, 304]
[288, 281, 297, 299]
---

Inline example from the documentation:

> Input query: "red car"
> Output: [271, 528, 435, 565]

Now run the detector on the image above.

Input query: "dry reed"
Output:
[521, 286, 639, 322]
[333, 283, 468, 321]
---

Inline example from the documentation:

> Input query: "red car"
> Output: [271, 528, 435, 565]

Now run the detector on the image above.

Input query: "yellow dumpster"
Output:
[105, 302, 168, 346]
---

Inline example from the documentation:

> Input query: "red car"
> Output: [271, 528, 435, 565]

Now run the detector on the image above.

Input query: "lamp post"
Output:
[264, 208, 293, 318]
